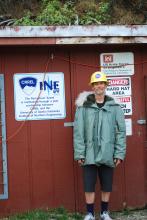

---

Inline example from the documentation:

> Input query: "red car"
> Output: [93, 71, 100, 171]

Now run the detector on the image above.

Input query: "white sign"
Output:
[107, 77, 131, 96]
[114, 96, 132, 115]
[125, 118, 132, 136]
[106, 76, 132, 115]
[100, 52, 134, 76]
[14, 73, 66, 121]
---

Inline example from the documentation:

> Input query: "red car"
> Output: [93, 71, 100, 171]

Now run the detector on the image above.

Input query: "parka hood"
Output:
[75, 91, 119, 107]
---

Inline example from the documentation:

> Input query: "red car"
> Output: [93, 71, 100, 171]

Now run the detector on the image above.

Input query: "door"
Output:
[0, 46, 76, 214]
[26, 47, 76, 210]
[70, 47, 126, 211]
[70, 45, 147, 212]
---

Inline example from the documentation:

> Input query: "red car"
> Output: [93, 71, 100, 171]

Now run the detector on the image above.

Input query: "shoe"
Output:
[100, 211, 112, 220]
[84, 213, 95, 220]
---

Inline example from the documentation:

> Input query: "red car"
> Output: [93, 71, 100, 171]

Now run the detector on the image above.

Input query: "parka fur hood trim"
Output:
[75, 91, 93, 107]
[75, 91, 118, 107]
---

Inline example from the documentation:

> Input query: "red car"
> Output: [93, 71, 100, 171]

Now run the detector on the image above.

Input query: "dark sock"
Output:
[101, 201, 108, 214]
[86, 203, 94, 216]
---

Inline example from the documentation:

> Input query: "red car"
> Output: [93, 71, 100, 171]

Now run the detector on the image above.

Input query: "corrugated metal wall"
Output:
[0, 44, 146, 215]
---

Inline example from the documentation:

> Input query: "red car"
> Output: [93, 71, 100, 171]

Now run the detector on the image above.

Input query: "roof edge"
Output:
[0, 25, 147, 37]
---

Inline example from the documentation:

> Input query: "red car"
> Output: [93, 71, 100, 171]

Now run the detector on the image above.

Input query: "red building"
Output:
[0, 25, 146, 215]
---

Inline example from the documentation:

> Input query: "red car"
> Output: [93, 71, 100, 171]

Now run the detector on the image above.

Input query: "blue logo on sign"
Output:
[40, 78, 60, 94]
[95, 74, 101, 78]
[19, 77, 37, 95]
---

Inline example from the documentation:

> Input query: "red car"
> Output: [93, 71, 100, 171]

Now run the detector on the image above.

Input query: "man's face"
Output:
[92, 81, 107, 95]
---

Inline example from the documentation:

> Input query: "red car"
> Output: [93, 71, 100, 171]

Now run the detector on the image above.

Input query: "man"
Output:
[74, 71, 126, 220]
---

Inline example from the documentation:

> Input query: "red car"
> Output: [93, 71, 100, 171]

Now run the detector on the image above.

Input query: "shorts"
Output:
[83, 164, 114, 192]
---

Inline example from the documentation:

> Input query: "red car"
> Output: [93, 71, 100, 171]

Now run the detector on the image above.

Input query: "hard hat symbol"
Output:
[95, 74, 101, 78]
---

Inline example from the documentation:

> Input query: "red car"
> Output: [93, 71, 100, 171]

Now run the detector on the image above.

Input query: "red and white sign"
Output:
[107, 77, 131, 96]
[106, 77, 132, 115]
[114, 96, 132, 115]
[100, 52, 134, 76]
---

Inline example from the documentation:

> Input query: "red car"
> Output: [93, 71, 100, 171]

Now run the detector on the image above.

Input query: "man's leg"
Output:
[101, 191, 110, 202]
[83, 165, 97, 218]
[101, 191, 111, 214]
[85, 192, 95, 203]
[84, 192, 95, 219]
[98, 165, 113, 219]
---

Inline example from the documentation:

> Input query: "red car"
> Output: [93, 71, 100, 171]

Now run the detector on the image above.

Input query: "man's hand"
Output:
[78, 159, 85, 166]
[114, 158, 122, 167]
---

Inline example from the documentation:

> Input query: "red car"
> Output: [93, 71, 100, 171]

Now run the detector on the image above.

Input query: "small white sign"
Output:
[100, 52, 134, 76]
[125, 118, 132, 136]
[107, 77, 131, 96]
[14, 72, 66, 121]
[114, 96, 132, 115]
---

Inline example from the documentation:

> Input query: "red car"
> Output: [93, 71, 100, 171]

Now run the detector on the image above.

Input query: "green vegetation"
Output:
[1, 207, 147, 220]
[14, 0, 111, 25]
[4, 0, 145, 25]
[3, 207, 83, 220]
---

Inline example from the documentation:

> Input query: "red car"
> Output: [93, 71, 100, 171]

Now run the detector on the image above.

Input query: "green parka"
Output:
[74, 91, 126, 168]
